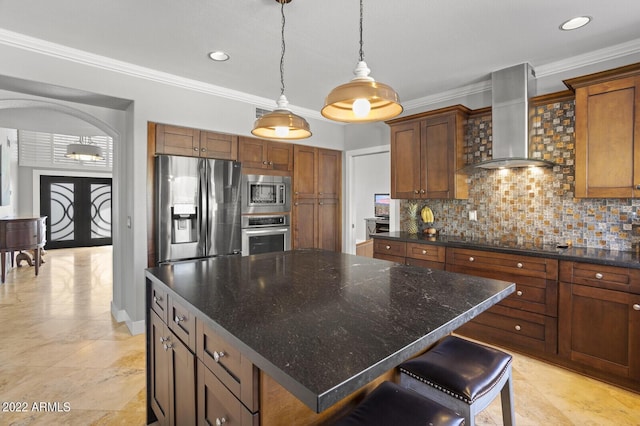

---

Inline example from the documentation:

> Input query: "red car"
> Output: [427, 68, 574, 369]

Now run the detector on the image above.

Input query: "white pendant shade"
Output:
[65, 143, 103, 161]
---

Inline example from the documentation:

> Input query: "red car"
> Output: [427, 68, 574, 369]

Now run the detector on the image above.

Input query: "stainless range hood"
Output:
[471, 63, 555, 170]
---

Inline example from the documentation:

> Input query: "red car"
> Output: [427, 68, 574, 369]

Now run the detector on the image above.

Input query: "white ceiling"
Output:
[0, 0, 640, 118]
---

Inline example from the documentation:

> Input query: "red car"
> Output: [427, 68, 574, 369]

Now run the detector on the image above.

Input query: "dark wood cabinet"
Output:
[559, 261, 640, 381]
[372, 239, 445, 270]
[239, 137, 293, 172]
[155, 123, 238, 160]
[387, 105, 469, 200]
[446, 248, 559, 354]
[149, 310, 196, 426]
[292, 146, 341, 251]
[565, 64, 640, 198]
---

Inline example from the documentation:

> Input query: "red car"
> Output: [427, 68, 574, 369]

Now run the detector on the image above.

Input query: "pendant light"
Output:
[252, 0, 311, 140]
[65, 136, 103, 161]
[321, 0, 403, 123]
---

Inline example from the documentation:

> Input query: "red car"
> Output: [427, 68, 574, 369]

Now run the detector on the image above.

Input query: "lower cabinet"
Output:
[148, 279, 259, 424]
[149, 310, 196, 426]
[559, 261, 640, 381]
[446, 248, 559, 355]
[373, 239, 445, 270]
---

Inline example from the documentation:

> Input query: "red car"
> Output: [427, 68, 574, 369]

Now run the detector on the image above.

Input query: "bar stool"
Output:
[399, 335, 515, 426]
[333, 381, 465, 426]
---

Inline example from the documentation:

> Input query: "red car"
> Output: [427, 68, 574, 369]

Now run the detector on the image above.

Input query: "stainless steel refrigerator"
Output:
[156, 155, 242, 264]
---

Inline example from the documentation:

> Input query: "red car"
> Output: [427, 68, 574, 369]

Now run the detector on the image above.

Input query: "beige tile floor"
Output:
[0, 246, 639, 425]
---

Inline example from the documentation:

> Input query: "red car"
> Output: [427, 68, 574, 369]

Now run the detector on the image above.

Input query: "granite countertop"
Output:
[145, 249, 514, 413]
[372, 231, 640, 269]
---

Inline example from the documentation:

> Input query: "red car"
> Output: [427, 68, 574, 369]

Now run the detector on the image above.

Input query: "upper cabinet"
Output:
[387, 105, 469, 199]
[155, 123, 238, 160]
[238, 137, 293, 173]
[565, 64, 640, 198]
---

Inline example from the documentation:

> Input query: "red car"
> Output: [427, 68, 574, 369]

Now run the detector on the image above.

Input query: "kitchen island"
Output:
[145, 249, 514, 425]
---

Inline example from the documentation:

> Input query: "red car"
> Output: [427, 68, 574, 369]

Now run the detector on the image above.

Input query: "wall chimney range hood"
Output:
[470, 63, 555, 170]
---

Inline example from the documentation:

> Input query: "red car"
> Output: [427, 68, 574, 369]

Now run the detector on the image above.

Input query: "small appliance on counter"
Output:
[156, 155, 242, 264]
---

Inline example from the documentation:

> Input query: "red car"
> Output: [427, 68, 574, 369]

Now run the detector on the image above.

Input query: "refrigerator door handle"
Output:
[199, 159, 208, 256]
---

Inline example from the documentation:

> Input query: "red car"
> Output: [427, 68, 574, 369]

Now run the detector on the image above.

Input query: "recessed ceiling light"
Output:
[208, 51, 230, 62]
[560, 16, 592, 31]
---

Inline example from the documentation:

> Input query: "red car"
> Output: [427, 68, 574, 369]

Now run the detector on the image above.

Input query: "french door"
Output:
[40, 176, 112, 249]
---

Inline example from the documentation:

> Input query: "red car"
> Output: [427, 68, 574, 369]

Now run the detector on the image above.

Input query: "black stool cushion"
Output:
[333, 381, 464, 426]
[399, 335, 512, 404]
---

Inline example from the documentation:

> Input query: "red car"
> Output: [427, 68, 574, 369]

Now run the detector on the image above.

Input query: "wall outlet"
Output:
[469, 210, 477, 221]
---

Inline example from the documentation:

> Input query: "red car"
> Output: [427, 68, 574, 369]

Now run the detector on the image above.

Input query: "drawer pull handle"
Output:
[469, 257, 474, 262]
[174, 315, 185, 324]
[421, 249, 427, 255]
[516, 290, 523, 296]
[386, 245, 391, 250]
[516, 262, 523, 268]
[514, 325, 522, 331]
[216, 417, 227, 426]
[213, 350, 225, 362]
[633, 304, 640, 311]
[595, 273, 603, 279]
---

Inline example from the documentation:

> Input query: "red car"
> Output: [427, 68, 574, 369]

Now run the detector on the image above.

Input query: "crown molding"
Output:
[1, 28, 640, 123]
[0, 28, 324, 121]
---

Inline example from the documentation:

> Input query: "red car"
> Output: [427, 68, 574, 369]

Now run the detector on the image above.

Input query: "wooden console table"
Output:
[0, 216, 47, 283]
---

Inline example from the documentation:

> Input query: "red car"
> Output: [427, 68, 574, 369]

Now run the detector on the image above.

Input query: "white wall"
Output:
[0, 127, 18, 218]
[353, 152, 390, 242]
[0, 40, 345, 334]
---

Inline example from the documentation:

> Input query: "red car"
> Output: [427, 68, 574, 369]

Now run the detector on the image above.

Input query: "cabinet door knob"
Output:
[200, 148, 206, 152]
[635, 184, 640, 190]
[595, 273, 604, 279]
[174, 315, 185, 324]
[414, 189, 419, 194]
[633, 304, 640, 311]
[421, 249, 427, 255]
[319, 202, 324, 205]
[193, 147, 199, 152]
[469, 256, 474, 262]
[385, 245, 391, 250]
[420, 189, 425, 194]
[514, 325, 521, 331]
[213, 350, 225, 362]
[159, 336, 169, 343]
[516, 290, 523, 296]
[263, 160, 268, 165]
[153, 296, 160, 303]
[269, 161, 273, 165]
[163, 343, 173, 351]
[516, 262, 523, 268]
[216, 417, 227, 426]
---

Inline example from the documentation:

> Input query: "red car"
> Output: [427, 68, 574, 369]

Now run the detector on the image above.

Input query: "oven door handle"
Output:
[243, 227, 290, 235]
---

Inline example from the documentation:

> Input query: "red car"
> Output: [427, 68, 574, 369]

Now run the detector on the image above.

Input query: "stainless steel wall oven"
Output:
[241, 214, 291, 256]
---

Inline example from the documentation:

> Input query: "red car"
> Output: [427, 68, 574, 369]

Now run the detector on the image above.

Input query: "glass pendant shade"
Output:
[252, 95, 312, 140]
[65, 143, 103, 161]
[322, 61, 402, 123]
[251, 0, 311, 140]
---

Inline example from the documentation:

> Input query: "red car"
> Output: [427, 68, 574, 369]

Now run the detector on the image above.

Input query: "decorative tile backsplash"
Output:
[400, 98, 640, 251]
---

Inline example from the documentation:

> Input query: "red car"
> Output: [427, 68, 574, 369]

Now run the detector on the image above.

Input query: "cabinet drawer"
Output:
[5, 221, 39, 248]
[169, 297, 196, 350]
[406, 243, 445, 263]
[196, 319, 259, 412]
[447, 248, 558, 280]
[457, 304, 557, 354]
[560, 261, 640, 294]
[406, 257, 445, 270]
[373, 239, 406, 258]
[198, 360, 259, 426]
[150, 282, 168, 323]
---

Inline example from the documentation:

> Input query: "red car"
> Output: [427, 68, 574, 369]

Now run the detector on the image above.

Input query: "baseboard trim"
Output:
[110, 301, 146, 335]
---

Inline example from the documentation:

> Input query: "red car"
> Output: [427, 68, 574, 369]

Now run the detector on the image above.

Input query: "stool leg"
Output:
[500, 365, 515, 426]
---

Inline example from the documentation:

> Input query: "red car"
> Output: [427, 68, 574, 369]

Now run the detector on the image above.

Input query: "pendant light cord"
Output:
[280, 1, 286, 96]
[358, 0, 364, 62]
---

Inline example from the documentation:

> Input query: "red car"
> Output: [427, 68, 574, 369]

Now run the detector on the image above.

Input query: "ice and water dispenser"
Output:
[171, 203, 198, 244]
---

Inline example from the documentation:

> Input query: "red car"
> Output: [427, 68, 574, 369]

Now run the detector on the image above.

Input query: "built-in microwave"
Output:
[241, 174, 291, 214]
